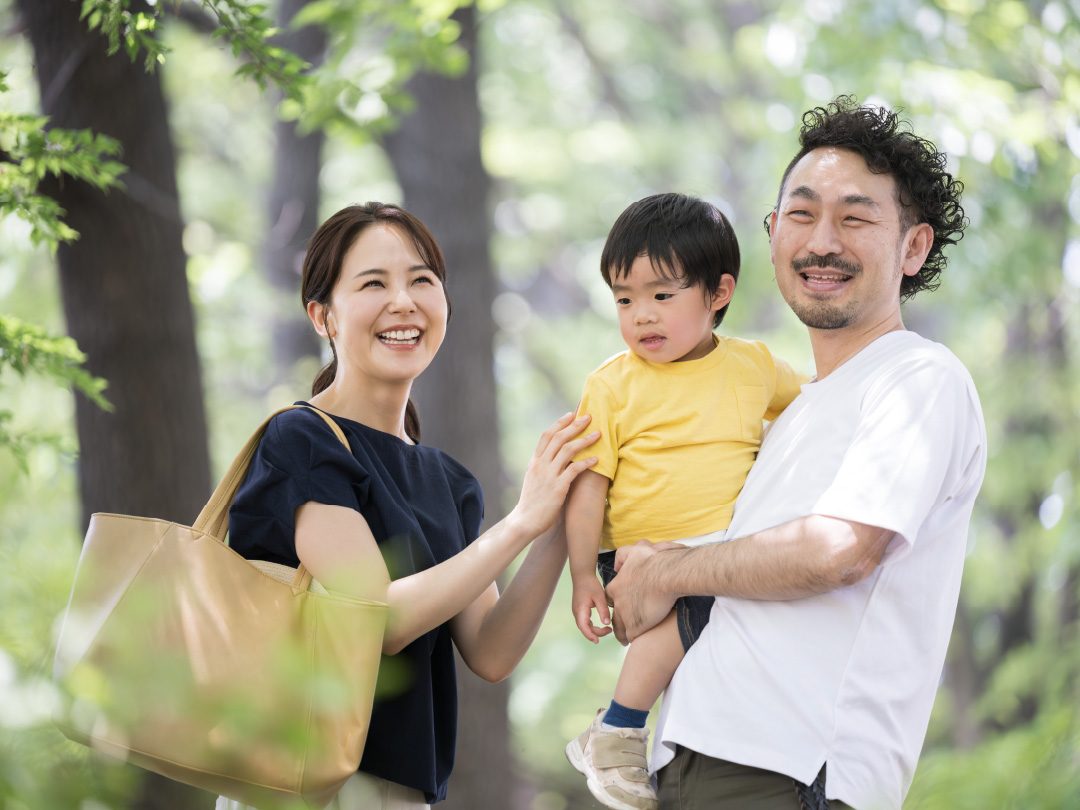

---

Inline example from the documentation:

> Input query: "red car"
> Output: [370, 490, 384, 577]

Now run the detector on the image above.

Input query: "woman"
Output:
[220, 203, 598, 809]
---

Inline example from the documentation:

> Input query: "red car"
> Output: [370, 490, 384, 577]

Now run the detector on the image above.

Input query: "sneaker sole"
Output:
[564, 738, 655, 810]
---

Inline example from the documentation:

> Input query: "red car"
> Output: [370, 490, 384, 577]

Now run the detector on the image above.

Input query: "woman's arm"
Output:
[295, 412, 598, 656]
[449, 511, 569, 682]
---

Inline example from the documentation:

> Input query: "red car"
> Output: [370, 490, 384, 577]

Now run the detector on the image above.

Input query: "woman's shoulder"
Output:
[423, 446, 481, 493]
[266, 403, 326, 434]
[258, 404, 357, 469]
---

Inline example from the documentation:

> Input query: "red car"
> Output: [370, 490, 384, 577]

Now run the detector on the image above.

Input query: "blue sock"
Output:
[603, 699, 649, 729]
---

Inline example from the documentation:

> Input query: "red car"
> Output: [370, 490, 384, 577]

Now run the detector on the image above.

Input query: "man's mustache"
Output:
[791, 254, 862, 276]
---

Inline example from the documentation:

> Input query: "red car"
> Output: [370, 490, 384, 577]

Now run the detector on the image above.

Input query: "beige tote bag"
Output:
[53, 406, 386, 809]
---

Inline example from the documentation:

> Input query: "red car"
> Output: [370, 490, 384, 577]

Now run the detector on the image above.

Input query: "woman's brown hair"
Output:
[302, 202, 448, 443]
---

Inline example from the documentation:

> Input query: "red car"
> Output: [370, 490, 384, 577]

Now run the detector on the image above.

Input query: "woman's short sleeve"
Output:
[440, 455, 485, 544]
[228, 408, 370, 566]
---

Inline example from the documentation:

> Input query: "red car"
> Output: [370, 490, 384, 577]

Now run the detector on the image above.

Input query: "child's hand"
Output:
[572, 576, 612, 644]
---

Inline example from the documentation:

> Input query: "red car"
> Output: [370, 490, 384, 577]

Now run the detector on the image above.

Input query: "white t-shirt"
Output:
[653, 331, 987, 810]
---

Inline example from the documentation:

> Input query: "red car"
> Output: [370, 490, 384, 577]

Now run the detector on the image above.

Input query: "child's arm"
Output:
[566, 468, 613, 643]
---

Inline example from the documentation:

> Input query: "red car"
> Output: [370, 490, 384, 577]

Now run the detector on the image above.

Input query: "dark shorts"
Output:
[597, 550, 713, 652]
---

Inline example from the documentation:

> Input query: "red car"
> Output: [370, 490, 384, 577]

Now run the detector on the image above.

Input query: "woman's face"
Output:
[317, 224, 448, 388]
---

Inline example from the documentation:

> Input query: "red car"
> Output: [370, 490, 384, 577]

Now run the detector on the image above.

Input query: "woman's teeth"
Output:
[378, 329, 420, 345]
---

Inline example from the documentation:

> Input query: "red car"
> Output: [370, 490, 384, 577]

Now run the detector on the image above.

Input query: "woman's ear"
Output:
[711, 274, 736, 312]
[307, 300, 335, 338]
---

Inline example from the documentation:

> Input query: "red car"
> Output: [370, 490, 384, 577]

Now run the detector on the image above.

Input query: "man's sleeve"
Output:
[812, 357, 981, 563]
[572, 374, 620, 480]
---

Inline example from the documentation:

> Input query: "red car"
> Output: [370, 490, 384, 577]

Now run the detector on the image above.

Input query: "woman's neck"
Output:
[308, 377, 413, 440]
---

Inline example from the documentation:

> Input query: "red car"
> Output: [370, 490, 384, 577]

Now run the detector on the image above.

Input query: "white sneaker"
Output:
[565, 709, 658, 810]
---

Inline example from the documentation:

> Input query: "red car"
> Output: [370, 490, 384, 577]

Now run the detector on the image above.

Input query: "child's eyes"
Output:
[615, 297, 631, 306]
[655, 293, 674, 301]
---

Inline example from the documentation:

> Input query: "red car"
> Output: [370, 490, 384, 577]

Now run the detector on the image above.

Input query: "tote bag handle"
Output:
[192, 405, 349, 589]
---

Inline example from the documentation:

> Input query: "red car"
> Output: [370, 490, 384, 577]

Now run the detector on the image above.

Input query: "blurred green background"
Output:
[1, 0, 1078, 808]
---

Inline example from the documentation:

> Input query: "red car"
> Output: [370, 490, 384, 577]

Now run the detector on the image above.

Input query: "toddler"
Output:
[564, 193, 804, 810]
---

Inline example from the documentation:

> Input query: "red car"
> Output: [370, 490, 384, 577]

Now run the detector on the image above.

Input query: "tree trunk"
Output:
[18, 1, 213, 807]
[263, 0, 326, 387]
[382, 7, 517, 809]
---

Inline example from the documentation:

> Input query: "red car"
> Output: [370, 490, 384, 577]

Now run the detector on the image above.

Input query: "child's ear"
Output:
[711, 274, 736, 312]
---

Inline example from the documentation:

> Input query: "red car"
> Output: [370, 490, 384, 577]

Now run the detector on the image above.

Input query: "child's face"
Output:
[611, 254, 727, 363]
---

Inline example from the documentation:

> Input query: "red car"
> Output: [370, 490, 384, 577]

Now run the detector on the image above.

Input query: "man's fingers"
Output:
[612, 613, 629, 646]
[650, 540, 687, 551]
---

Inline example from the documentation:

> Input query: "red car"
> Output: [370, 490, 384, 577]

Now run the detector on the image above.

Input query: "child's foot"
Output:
[564, 709, 658, 810]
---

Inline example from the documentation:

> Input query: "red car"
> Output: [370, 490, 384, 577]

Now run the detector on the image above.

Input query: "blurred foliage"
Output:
[0, 59, 116, 477]
[1, 0, 1079, 808]
[0, 69, 124, 246]
[82, 0, 312, 91]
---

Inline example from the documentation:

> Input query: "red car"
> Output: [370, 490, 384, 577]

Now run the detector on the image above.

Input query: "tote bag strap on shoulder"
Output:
[192, 405, 350, 589]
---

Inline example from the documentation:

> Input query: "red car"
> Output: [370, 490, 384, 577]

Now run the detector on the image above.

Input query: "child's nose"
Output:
[633, 305, 656, 324]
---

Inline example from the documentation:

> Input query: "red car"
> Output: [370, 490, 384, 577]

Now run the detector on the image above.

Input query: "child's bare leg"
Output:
[566, 612, 681, 810]
[612, 609, 684, 712]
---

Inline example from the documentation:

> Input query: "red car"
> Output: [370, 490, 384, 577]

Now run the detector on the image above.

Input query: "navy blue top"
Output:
[229, 404, 484, 804]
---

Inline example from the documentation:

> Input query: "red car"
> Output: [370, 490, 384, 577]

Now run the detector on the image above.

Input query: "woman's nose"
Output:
[388, 285, 417, 312]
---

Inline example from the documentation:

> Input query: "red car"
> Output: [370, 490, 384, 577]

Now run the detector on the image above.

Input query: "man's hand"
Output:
[607, 539, 683, 644]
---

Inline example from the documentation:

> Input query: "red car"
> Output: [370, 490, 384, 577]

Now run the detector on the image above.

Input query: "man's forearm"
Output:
[646, 515, 895, 602]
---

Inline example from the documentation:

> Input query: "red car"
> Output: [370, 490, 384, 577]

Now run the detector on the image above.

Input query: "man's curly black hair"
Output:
[775, 95, 967, 302]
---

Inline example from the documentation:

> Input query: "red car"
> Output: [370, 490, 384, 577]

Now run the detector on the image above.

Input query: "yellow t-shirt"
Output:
[573, 335, 805, 549]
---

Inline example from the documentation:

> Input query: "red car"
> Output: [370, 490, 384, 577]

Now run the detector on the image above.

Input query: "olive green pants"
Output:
[656, 747, 854, 809]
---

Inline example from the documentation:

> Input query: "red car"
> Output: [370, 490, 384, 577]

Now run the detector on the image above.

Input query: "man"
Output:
[605, 96, 986, 809]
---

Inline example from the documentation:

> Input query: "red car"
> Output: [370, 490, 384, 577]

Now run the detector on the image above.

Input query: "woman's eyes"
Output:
[360, 275, 436, 289]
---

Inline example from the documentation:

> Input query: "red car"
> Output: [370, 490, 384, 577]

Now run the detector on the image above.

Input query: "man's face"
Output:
[769, 147, 921, 333]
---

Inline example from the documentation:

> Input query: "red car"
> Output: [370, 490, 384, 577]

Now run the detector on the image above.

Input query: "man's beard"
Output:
[786, 254, 863, 330]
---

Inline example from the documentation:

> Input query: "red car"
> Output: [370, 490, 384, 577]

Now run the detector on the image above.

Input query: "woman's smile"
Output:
[376, 326, 423, 347]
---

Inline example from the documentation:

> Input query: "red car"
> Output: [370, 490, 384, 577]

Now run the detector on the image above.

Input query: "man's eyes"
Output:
[787, 209, 870, 224]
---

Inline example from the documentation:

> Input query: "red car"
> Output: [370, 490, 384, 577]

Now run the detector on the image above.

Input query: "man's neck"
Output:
[810, 316, 906, 380]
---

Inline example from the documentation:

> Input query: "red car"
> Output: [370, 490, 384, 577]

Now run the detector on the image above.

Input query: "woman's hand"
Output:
[508, 413, 599, 540]
[571, 575, 612, 644]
